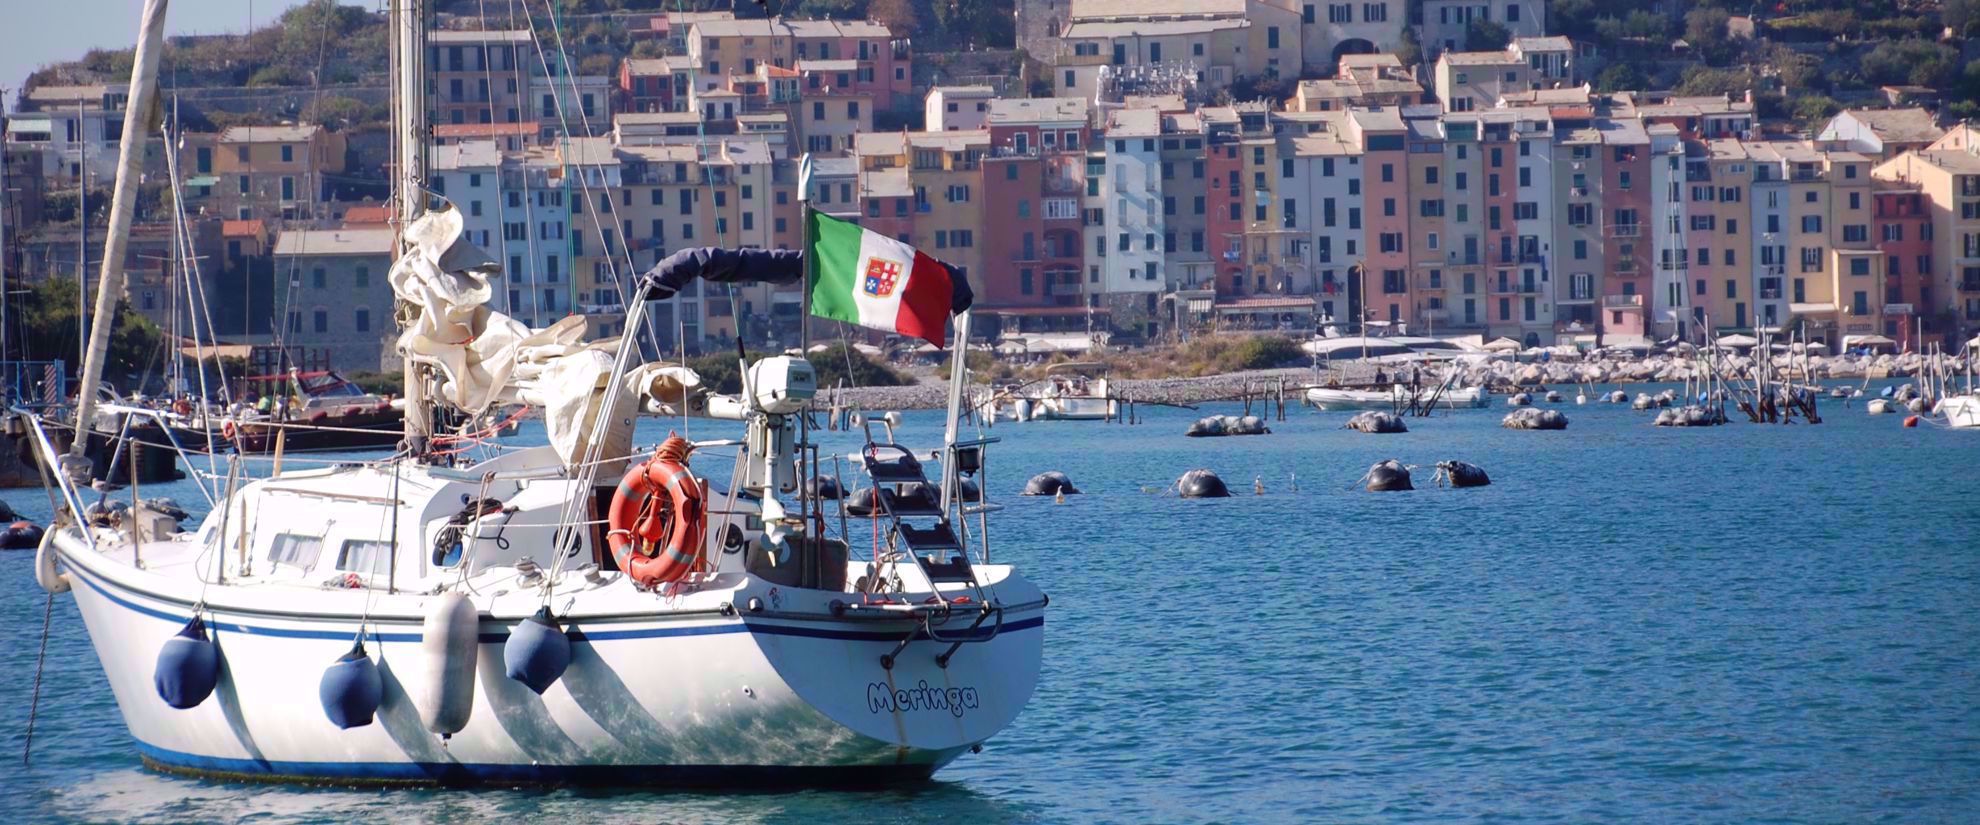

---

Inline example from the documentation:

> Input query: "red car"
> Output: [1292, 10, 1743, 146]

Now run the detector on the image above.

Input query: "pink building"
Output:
[1874, 186, 1934, 348]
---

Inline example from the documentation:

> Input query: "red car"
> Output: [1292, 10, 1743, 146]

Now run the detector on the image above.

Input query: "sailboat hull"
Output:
[56, 533, 1044, 786]
[1936, 395, 1980, 428]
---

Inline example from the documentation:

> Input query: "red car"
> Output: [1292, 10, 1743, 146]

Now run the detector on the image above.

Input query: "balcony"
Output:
[1421, 308, 1449, 321]
[1960, 279, 1980, 293]
[1561, 290, 1594, 304]
[1602, 294, 1644, 310]
[1615, 260, 1638, 274]
[1043, 176, 1082, 195]
[1447, 251, 1481, 265]
[1760, 289, 1783, 299]
[1609, 224, 1640, 238]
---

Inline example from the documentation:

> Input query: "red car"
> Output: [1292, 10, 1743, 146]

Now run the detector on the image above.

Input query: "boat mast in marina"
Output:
[64, 0, 170, 478]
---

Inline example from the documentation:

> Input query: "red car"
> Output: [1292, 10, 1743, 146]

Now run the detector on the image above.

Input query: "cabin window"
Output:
[268, 533, 324, 568]
[337, 539, 396, 576]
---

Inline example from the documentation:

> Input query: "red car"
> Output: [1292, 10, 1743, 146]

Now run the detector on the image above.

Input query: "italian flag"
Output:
[807, 210, 957, 345]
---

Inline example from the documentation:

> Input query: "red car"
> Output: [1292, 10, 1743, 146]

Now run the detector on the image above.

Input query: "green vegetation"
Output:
[12, 278, 163, 386]
[346, 370, 405, 395]
[1465, 19, 1511, 52]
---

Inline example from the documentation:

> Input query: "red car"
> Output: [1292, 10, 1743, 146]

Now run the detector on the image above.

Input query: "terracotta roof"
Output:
[433, 121, 537, 138]
[221, 219, 266, 238]
[341, 206, 391, 224]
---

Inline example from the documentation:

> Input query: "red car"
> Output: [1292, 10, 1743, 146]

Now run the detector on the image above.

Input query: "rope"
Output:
[20, 591, 54, 765]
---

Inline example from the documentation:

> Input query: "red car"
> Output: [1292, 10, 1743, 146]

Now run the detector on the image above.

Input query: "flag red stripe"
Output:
[895, 251, 954, 346]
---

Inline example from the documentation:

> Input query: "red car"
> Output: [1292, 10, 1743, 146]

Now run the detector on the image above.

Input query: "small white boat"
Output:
[979, 362, 1115, 421]
[1935, 395, 1980, 428]
[1305, 384, 1487, 411]
[1304, 386, 1398, 411]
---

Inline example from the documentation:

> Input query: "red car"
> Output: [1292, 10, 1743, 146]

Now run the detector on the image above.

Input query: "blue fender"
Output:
[154, 615, 220, 709]
[319, 638, 384, 729]
[503, 606, 571, 695]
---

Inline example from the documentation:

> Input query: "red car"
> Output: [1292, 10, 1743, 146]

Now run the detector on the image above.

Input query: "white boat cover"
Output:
[390, 206, 695, 469]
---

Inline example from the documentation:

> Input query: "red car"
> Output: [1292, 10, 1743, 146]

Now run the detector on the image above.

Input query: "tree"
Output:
[1789, 95, 1840, 132]
[1595, 63, 1644, 93]
[1683, 8, 1733, 64]
[1950, 0, 1980, 38]
[1860, 40, 1956, 87]
[1395, 25, 1424, 69]
[1465, 19, 1511, 51]
[15, 278, 163, 386]
[870, 0, 919, 35]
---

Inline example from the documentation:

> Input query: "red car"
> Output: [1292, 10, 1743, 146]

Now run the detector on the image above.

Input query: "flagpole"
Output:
[797, 153, 814, 353]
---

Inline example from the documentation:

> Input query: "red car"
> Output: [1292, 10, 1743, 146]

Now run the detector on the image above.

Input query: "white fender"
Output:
[418, 591, 478, 736]
[35, 529, 69, 594]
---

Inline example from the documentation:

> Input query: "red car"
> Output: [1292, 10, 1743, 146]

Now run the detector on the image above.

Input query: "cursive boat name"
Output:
[868, 680, 979, 718]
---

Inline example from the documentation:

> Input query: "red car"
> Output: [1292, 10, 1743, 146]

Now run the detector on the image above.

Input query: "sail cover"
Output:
[389, 206, 695, 468]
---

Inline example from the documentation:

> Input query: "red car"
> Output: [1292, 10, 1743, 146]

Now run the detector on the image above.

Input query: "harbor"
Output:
[6, 387, 1979, 821]
[6, 0, 1980, 819]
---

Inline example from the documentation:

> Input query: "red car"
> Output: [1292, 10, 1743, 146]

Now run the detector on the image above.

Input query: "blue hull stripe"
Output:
[65, 558, 1042, 644]
[133, 741, 940, 787]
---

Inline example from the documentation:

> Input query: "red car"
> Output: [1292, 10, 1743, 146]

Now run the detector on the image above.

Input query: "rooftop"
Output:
[861, 167, 912, 198]
[1070, 0, 1247, 19]
[1844, 108, 1945, 145]
[1062, 18, 1249, 37]
[1107, 108, 1162, 137]
[1511, 36, 1573, 53]
[220, 124, 322, 143]
[25, 84, 117, 103]
[1442, 50, 1522, 67]
[433, 121, 537, 138]
[623, 56, 696, 75]
[432, 140, 503, 171]
[221, 219, 266, 238]
[987, 97, 1089, 125]
[274, 228, 396, 257]
[430, 29, 532, 44]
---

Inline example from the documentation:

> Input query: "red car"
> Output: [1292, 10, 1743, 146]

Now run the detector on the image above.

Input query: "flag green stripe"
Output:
[807, 210, 866, 326]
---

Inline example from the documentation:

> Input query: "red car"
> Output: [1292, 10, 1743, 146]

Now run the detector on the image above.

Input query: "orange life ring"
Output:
[221, 419, 238, 441]
[606, 435, 705, 588]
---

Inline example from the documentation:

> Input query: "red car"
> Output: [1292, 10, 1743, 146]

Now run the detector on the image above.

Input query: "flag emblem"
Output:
[863, 257, 902, 298]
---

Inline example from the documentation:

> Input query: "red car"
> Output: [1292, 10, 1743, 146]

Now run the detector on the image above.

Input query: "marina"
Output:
[5, 0, 1980, 820]
[6, 387, 1979, 821]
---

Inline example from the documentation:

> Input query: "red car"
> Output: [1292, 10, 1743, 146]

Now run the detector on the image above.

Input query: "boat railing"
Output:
[15, 409, 100, 551]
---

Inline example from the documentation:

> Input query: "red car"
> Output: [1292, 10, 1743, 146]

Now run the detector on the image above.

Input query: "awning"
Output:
[6, 118, 52, 134]
[183, 175, 219, 188]
[1789, 302, 1837, 315]
[1716, 333, 1758, 347]
[1482, 337, 1522, 352]
[1842, 334, 1895, 348]
[179, 344, 256, 360]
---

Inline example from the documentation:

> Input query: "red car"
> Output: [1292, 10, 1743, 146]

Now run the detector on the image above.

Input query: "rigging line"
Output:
[475, 0, 517, 319]
[524, 1, 664, 354]
[21, 590, 54, 765]
[517, 5, 595, 318]
[161, 121, 225, 488]
[504, 0, 545, 329]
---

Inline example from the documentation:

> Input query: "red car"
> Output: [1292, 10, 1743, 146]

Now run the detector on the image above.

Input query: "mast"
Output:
[77, 95, 88, 365]
[68, 0, 171, 465]
[391, 0, 433, 446]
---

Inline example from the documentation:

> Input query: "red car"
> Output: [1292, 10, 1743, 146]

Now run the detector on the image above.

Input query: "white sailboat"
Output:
[28, 0, 1043, 786]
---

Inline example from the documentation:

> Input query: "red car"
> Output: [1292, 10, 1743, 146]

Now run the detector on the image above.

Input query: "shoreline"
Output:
[821, 353, 1958, 411]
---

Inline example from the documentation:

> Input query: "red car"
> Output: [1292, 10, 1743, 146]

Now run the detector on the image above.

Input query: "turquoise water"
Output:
[5, 385, 1979, 823]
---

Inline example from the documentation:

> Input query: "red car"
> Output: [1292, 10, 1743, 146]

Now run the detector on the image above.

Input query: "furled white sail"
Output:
[388, 205, 695, 468]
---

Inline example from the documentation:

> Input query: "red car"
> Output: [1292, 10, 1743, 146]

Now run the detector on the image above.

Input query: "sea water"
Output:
[4, 384, 1978, 823]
